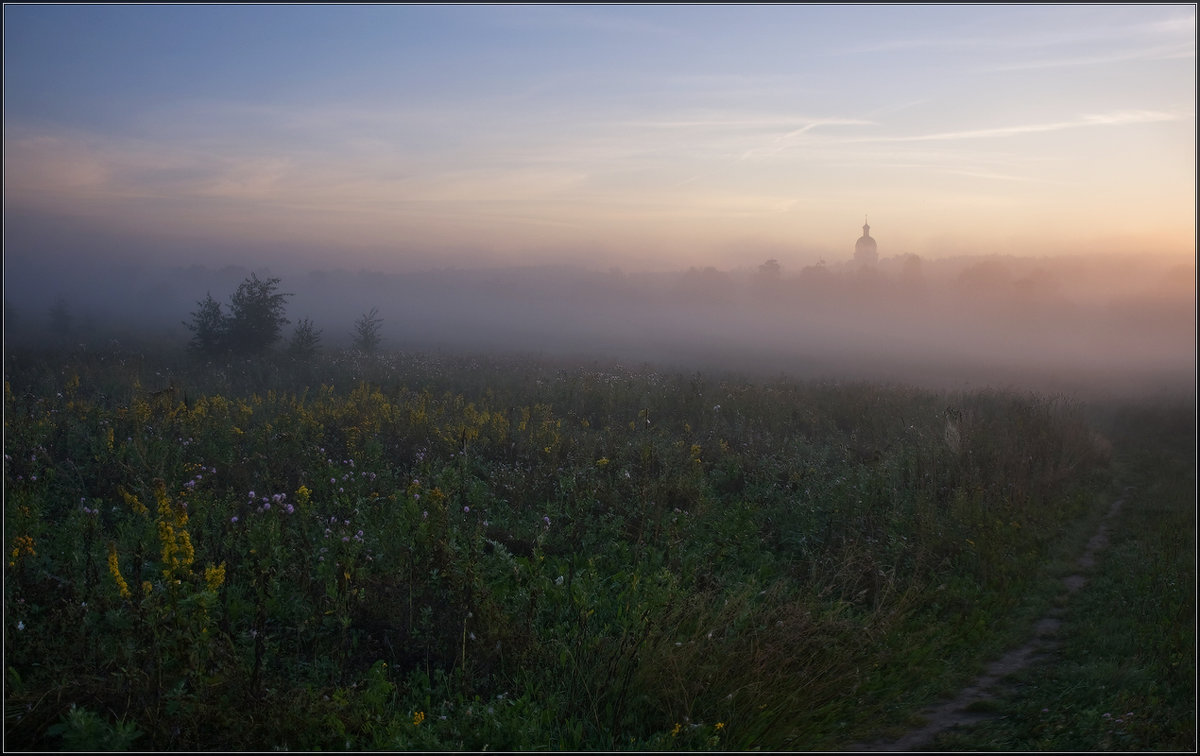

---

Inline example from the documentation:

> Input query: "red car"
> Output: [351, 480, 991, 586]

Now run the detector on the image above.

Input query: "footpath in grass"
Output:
[914, 400, 1195, 751]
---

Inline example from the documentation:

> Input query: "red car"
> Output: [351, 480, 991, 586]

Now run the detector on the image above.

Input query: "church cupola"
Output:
[854, 216, 878, 266]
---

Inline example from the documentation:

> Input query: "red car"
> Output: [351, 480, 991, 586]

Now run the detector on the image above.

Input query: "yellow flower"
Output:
[714, 722, 725, 731]
[9, 535, 36, 563]
[120, 487, 148, 516]
[671, 722, 681, 737]
[296, 485, 311, 506]
[596, 457, 610, 468]
[107, 542, 131, 599]
[412, 711, 425, 726]
[204, 562, 226, 592]
[155, 479, 195, 581]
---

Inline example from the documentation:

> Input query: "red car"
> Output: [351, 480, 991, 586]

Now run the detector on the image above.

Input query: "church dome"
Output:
[854, 219, 878, 266]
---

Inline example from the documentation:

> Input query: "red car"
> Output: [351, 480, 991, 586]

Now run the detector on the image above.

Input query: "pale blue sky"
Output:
[4, 4, 1195, 272]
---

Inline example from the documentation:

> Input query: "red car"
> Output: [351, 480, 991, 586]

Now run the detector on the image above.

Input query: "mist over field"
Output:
[3, 5, 1194, 400]
[3, 241, 1193, 400]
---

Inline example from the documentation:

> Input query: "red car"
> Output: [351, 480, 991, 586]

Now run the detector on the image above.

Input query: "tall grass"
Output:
[4, 344, 1124, 750]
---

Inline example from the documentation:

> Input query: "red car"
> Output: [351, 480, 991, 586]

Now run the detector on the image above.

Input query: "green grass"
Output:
[3, 343, 1185, 751]
[927, 400, 1196, 751]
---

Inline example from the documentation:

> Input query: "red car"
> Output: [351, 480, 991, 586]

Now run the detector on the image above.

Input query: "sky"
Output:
[3, 4, 1196, 273]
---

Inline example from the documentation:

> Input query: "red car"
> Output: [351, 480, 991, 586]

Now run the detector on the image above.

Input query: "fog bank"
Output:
[4, 249, 1194, 400]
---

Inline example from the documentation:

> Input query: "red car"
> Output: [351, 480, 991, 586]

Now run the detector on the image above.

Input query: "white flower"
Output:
[17, 621, 25, 631]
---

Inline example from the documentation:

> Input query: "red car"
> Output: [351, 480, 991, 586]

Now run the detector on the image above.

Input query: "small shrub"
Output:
[184, 292, 227, 358]
[289, 317, 323, 359]
[352, 307, 383, 354]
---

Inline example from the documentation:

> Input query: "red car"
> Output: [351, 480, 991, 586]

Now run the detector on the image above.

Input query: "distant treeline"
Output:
[4, 251, 1192, 399]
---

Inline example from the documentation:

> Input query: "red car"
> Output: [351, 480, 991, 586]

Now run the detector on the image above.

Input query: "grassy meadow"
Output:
[3, 343, 1191, 750]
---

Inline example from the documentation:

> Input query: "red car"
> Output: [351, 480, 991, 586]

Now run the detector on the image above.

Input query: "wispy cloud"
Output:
[848, 9, 1195, 56]
[738, 119, 876, 160]
[979, 42, 1195, 72]
[940, 168, 1076, 185]
[620, 114, 868, 131]
[852, 110, 1183, 144]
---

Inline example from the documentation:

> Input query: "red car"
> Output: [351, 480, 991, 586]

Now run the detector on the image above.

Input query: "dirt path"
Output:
[843, 488, 1131, 752]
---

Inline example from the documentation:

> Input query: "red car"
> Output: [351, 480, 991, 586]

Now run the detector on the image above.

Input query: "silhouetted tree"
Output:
[288, 317, 322, 359]
[797, 260, 835, 297]
[352, 307, 383, 354]
[755, 258, 784, 298]
[184, 292, 228, 358]
[225, 274, 291, 355]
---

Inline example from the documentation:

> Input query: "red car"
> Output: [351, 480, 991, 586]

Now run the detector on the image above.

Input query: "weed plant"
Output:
[4, 344, 1122, 750]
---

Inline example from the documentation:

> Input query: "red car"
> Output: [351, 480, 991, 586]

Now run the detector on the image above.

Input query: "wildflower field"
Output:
[3, 344, 1191, 750]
